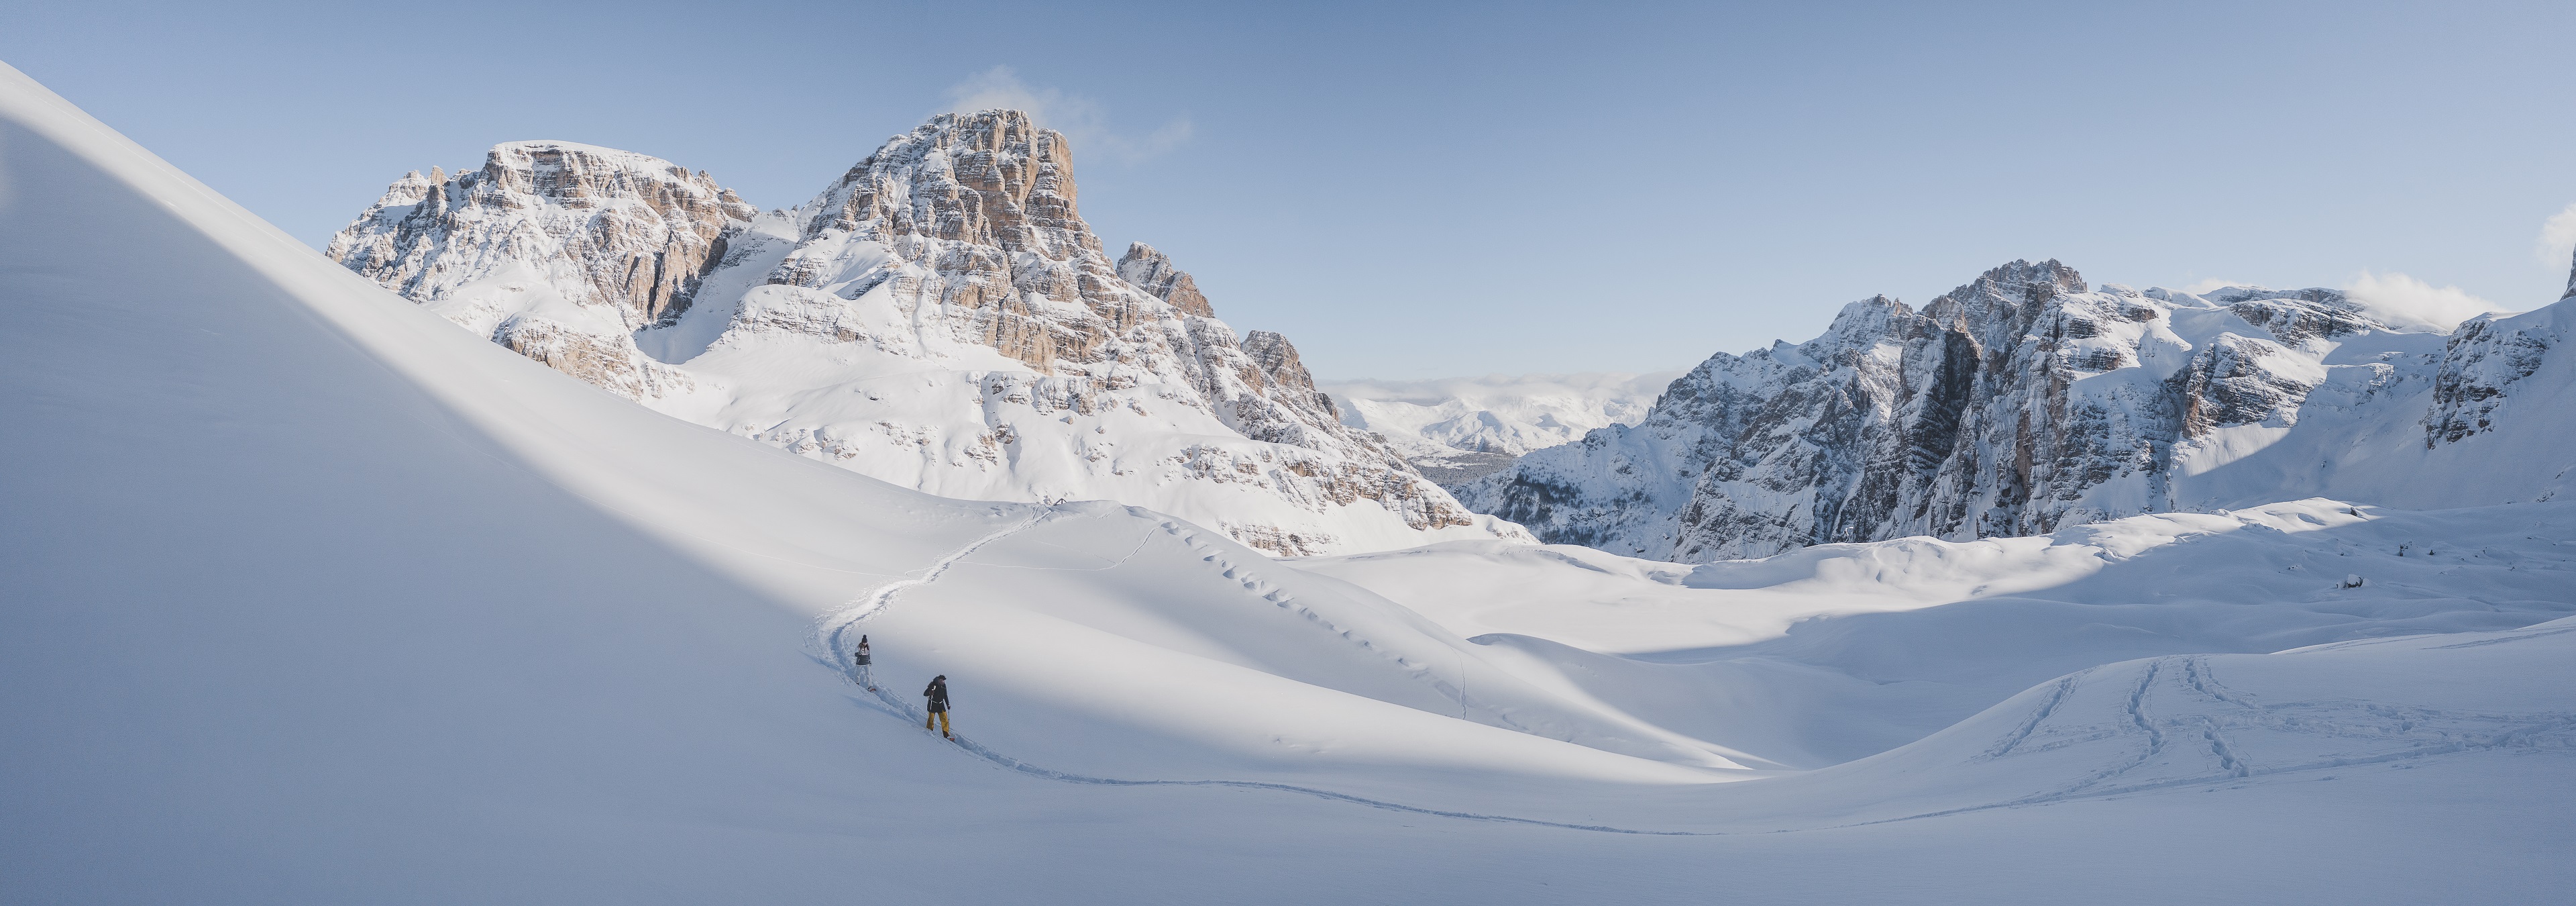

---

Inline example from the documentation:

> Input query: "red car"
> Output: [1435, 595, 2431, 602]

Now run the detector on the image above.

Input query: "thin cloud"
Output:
[2539, 201, 2576, 269]
[2341, 270, 2507, 334]
[942, 66, 1193, 163]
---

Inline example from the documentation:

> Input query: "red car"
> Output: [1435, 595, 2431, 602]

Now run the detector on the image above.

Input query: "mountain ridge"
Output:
[1458, 256, 2576, 561]
[329, 111, 1527, 556]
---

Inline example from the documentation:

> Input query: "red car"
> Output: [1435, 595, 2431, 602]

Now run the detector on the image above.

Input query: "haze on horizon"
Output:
[7, 0, 2571, 379]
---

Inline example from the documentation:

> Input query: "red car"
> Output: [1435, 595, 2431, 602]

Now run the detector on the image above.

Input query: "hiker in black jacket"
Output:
[852, 636, 875, 691]
[923, 675, 953, 740]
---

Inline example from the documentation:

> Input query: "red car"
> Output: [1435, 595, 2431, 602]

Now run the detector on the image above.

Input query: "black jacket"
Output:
[923, 679, 949, 713]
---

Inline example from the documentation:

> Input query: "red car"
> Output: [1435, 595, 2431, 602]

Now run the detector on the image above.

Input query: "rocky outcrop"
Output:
[326, 142, 749, 400]
[1458, 260, 2438, 562]
[331, 113, 1524, 556]
[1118, 242, 1216, 317]
[2424, 246, 2573, 446]
[330, 142, 753, 326]
[1240, 330, 1331, 413]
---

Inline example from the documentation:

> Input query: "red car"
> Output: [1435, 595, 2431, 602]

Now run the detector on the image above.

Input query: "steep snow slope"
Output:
[7, 66, 2571, 903]
[329, 117, 1522, 556]
[1461, 260, 2576, 562]
[1320, 371, 1683, 485]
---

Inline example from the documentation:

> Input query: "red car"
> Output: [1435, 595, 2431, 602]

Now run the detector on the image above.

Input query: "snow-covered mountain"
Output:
[328, 115, 1525, 556]
[1318, 372, 1682, 485]
[1458, 258, 2576, 562]
[11, 63, 2574, 903]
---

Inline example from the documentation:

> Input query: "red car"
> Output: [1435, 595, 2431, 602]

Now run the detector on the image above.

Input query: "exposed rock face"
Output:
[326, 142, 751, 399]
[1458, 260, 2449, 562]
[331, 142, 753, 326]
[331, 113, 1524, 556]
[2426, 247, 2575, 446]
[1118, 242, 1216, 317]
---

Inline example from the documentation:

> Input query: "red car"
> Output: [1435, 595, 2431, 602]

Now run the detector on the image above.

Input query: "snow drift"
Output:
[4, 64, 2571, 903]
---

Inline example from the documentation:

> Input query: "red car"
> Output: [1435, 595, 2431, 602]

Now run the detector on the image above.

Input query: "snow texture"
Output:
[5, 65, 2571, 903]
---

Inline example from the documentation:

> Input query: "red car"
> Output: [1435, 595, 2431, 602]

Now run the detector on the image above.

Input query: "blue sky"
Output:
[7, 0, 2572, 379]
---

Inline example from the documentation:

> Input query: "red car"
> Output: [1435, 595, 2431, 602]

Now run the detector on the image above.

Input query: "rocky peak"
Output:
[1117, 242, 1216, 317]
[2564, 244, 2575, 300]
[327, 140, 751, 328]
[1240, 330, 1334, 416]
[1923, 259, 2087, 344]
[1456, 259, 2448, 562]
[767, 109, 1151, 372]
[332, 112, 1528, 557]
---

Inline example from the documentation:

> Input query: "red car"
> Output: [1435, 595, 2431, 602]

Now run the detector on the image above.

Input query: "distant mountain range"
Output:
[327, 112, 2576, 568]
[1317, 372, 1681, 485]
[1457, 258, 2576, 562]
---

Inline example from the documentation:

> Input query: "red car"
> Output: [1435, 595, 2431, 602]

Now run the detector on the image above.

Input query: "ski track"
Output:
[1985, 673, 2084, 759]
[811, 516, 2576, 836]
[1157, 520, 1547, 738]
[816, 509, 1053, 666]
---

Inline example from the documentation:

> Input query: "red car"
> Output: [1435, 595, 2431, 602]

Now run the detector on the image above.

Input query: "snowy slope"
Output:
[328, 117, 1524, 557]
[1319, 371, 1682, 485]
[6, 65, 2572, 903]
[1461, 260, 2576, 562]
[1294, 498, 2576, 766]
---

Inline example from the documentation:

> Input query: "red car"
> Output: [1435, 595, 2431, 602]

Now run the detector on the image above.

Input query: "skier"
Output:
[923, 674, 953, 740]
[853, 635, 875, 691]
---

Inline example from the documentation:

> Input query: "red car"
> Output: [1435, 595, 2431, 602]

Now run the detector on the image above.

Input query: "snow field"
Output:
[4, 62, 2571, 903]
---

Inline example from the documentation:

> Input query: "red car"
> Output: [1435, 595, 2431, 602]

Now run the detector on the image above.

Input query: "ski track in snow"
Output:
[1157, 521, 1545, 736]
[1985, 672, 2084, 759]
[816, 510, 1054, 664]
[806, 512, 2576, 836]
[815, 511, 1735, 836]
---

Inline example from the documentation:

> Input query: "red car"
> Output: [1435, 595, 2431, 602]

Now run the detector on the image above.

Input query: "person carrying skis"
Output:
[923, 675, 953, 740]
[853, 636, 875, 691]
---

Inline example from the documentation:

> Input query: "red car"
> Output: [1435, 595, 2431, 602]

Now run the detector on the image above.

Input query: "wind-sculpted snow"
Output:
[331, 112, 1523, 556]
[1461, 258, 2576, 561]
[9, 66, 2574, 903]
[1296, 498, 2576, 766]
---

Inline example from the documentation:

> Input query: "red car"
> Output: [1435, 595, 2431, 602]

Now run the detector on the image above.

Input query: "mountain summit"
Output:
[1460, 258, 2576, 561]
[331, 111, 1527, 555]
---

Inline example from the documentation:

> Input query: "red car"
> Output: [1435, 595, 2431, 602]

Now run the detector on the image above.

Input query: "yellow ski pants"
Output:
[926, 711, 951, 735]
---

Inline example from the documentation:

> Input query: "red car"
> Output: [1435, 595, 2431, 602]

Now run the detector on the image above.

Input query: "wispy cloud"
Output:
[2539, 202, 2576, 270]
[942, 66, 1193, 163]
[2341, 270, 2507, 333]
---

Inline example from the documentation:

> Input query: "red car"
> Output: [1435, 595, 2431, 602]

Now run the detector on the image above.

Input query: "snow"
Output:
[1293, 498, 2576, 766]
[1462, 268, 2576, 563]
[329, 123, 1517, 557]
[4, 64, 2572, 903]
[1320, 371, 1682, 484]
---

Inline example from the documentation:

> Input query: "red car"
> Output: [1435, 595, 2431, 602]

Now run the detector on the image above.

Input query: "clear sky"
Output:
[7, 0, 2572, 379]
